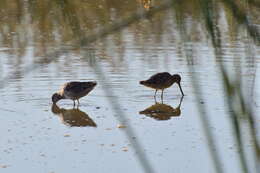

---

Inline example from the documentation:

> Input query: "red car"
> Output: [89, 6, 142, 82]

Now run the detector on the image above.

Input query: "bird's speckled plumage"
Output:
[140, 72, 174, 89]
[52, 81, 97, 106]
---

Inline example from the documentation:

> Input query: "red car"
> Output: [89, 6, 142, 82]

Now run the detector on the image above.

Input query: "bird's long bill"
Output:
[177, 82, 184, 96]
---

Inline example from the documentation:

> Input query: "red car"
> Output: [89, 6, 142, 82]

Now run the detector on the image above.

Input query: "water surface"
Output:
[0, 0, 260, 173]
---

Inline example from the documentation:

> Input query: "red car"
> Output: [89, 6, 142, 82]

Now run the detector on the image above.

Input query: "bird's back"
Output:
[63, 81, 97, 100]
[140, 72, 173, 89]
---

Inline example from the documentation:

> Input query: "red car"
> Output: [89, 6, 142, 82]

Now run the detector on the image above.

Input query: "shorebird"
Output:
[140, 72, 184, 99]
[52, 81, 97, 107]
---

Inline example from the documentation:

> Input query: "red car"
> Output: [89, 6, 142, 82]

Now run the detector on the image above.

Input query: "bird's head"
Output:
[172, 74, 184, 96]
[172, 74, 181, 84]
[52, 93, 63, 104]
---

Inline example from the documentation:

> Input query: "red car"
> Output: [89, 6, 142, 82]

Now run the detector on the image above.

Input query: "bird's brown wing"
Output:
[64, 81, 96, 93]
[64, 82, 86, 93]
[147, 72, 172, 84]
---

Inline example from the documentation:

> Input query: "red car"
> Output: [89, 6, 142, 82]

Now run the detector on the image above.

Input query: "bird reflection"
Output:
[51, 104, 97, 127]
[139, 96, 183, 120]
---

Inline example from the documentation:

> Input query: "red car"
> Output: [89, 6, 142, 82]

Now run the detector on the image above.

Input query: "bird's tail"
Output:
[84, 81, 97, 87]
[139, 80, 146, 85]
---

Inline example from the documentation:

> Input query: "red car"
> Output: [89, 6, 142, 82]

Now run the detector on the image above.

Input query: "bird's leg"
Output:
[154, 96, 158, 103]
[77, 99, 80, 107]
[161, 89, 164, 102]
[154, 89, 158, 101]
[73, 100, 76, 108]
[154, 89, 158, 97]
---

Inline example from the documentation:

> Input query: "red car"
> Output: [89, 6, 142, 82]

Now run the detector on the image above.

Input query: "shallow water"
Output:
[0, 0, 260, 173]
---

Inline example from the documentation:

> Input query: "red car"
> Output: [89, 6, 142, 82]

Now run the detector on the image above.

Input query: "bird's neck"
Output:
[57, 92, 65, 99]
[170, 77, 176, 83]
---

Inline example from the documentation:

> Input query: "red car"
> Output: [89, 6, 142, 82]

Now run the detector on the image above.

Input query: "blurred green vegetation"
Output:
[0, 0, 258, 57]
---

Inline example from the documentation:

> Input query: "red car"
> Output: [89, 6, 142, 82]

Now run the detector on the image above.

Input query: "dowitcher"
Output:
[140, 72, 184, 99]
[52, 81, 97, 107]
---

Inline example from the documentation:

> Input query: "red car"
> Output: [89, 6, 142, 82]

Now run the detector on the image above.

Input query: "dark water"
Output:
[0, 0, 260, 173]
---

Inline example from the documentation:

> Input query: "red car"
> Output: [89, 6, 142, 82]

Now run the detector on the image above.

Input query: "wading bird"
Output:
[140, 72, 184, 100]
[52, 81, 97, 107]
